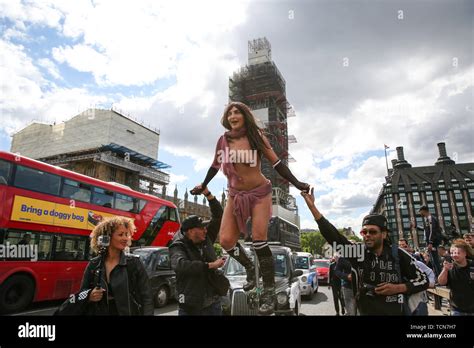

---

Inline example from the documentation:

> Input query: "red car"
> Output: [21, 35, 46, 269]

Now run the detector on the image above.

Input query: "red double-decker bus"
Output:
[0, 151, 180, 313]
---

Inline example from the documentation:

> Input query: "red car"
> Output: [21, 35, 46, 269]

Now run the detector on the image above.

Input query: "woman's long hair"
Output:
[221, 101, 270, 156]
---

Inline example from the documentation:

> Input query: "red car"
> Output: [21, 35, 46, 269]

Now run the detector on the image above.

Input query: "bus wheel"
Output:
[0, 275, 35, 314]
[154, 285, 170, 308]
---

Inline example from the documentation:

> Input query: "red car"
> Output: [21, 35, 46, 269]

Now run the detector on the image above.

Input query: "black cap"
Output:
[181, 215, 210, 232]
[362, 214, 388, 231]
[418, 205, 429, 212]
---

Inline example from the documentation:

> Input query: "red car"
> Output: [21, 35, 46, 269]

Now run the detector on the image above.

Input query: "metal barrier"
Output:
[427, 286, 450, 310]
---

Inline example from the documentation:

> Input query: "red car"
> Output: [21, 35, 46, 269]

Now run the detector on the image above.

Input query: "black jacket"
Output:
[169, 197, 223, 311]
[328, 262, 341, 287]
[416, 214, 442, 246]
[316, 216, 429, 315]
[80, 252, 154, 315]
[335, 257, 354, 290]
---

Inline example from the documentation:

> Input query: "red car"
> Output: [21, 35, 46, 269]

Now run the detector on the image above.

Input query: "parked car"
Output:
[130, 246, 176, 308]
[293, 252, 318, 300]
[313, 259, 330, 284]
[221, 244, 302, 316]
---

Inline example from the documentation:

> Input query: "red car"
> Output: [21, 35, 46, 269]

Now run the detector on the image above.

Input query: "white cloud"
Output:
[47, 0, 249, 86]
[0, 39, 108, 135]
[0, 0, 472, 232]
[37, 58, 62, 80]
[168, 173, 188, 189]
[0, 0, 63, 29]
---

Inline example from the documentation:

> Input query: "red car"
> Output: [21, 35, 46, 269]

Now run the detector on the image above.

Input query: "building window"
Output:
[109, 167, 117, 182]
[426, 192, 434, 202]
[14, 165, 61, 196]
[456, 202, 465, 214]
[85, 164, 96, 177]
[412, 192, 420, 202]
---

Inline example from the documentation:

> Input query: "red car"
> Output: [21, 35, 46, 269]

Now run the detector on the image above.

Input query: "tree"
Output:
[214, 243, 222, 257]
[348, 235, 362, 243]
[300, 231, 326, 255]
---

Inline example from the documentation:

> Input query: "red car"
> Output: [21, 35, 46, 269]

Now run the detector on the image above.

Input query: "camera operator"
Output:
[438, 239, 474, 316]
[170, 187, 227, 315]
[302, 188, 428, 315]
[81, 216, 153, 315]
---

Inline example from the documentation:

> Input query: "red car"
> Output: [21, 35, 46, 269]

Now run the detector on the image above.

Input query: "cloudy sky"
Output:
[1, 0, 473, 232]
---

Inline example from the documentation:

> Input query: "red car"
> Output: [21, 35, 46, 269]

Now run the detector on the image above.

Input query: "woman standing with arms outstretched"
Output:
[191, 102, 309, 315]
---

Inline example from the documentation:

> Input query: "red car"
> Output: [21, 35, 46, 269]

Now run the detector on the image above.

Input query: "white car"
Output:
[293, 252, 319, 300]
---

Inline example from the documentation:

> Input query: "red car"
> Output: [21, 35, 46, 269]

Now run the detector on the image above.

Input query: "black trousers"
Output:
[331, 285, 345, 314]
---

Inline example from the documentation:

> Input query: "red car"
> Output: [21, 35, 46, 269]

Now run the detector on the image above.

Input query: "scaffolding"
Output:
[229, 38, 298, 199]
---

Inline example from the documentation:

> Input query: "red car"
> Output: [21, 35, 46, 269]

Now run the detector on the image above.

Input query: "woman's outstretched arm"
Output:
[260, 133, 310, 192]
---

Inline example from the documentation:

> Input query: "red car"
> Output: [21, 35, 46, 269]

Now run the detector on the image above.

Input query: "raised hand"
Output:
[190, 184, 205, 195]
[297, 182, 310, 193]
[301, 187, 315, 207]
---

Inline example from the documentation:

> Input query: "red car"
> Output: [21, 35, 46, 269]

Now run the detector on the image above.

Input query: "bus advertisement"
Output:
[0, 151, 180, 313]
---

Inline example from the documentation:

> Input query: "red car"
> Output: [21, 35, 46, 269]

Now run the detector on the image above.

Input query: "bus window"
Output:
[37, 233, 53, 260]
[2, 230, 52, 261]
[139, 199, 147, 211]
[92, 187, 114, 208]
[52, 235, 88, 261]
[137, 205, 167, 245]
[115, 193, 134, 212]
[14, 165, 61, 196]
[61, 179, 91, 203]
[169, 207, 178, 222]
[4, 230, 25, 245]
[0, 159, 11, 185]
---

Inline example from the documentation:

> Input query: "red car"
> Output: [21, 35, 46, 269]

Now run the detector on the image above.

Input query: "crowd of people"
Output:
[54, 101, 473, 317]
[303, 191, 474, 316]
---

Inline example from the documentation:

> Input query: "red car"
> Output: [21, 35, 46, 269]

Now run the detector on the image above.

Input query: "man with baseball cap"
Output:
[169, 187, 226, 315]
[301, 188, 428, 315]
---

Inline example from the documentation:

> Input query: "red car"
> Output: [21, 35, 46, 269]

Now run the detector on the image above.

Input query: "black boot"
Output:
[225, 243, 256, 291]
[257, 254, 275, 315]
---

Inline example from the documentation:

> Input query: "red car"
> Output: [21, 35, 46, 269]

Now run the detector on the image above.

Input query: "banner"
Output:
[10, 195, 117, 230]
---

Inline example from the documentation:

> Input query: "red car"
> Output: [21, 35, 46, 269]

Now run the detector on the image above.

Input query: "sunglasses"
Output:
[360, 229, 381, 236]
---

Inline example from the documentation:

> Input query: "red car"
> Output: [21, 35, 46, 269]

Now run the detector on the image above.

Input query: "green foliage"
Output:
[300, 231, 326, 255]
[348, 235, 362, 243]
[214, 243, 222, 257]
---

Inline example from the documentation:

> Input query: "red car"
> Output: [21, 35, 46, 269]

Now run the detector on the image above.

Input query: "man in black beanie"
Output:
[169, 187, 225, 315]
[301, 188, 429, 315]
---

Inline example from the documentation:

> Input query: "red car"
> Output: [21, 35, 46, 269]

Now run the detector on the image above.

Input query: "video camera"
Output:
[98, 235, 110, 248]
[361, 283, 376, 297]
